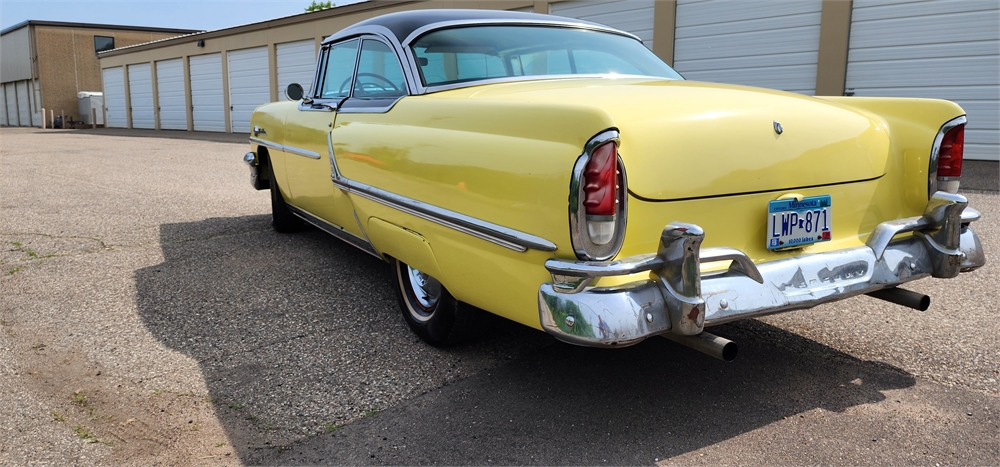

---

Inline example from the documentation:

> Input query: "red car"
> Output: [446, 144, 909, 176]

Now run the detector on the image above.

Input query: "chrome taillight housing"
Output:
[929, 115, 967, 196]
[570, 130, 627, 261]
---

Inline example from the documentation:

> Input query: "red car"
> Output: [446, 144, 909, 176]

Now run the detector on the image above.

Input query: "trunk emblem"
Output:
[773, 121, 783, 135]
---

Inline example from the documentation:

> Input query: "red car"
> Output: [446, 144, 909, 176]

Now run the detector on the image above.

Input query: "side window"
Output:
[354, 40, 407, 98]
[319, 39, 360, 99]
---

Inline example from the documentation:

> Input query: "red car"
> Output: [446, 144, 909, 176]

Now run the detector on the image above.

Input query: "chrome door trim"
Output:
[250, 137, 321, 160]
[286, 203, 380, 258]
[332, 177, 557, 253]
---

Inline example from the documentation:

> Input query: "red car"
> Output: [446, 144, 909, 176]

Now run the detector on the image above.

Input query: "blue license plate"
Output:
[766, 195, 832, 250]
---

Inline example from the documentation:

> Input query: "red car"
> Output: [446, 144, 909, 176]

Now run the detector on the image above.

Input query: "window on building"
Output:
[94, 36, 115, 53]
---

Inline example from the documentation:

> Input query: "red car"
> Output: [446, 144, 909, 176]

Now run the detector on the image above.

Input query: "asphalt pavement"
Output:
[0, 127, 997, 466]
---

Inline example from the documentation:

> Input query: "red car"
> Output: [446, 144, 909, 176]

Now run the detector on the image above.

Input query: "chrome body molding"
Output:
[250, 137, 321, 160]
[928, 115, 966, 196]
[332, 177, 557, 253]
[539, 192, 985, 348]
[286, 204, 380, 259]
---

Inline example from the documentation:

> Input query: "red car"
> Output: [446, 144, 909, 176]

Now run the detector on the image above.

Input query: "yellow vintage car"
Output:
[243, 9, 985, 360]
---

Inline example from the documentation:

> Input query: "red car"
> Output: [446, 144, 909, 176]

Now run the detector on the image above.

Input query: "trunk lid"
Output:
[461, 78, 890, 201]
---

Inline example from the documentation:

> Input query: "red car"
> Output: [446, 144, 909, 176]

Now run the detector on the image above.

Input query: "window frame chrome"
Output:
[927, 115, 966, 197]
[569, 129, 628, 261]
[305, 33, 413, 114]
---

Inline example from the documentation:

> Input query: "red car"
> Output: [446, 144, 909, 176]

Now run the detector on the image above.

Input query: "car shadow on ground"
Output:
[134, 215, 915, 465]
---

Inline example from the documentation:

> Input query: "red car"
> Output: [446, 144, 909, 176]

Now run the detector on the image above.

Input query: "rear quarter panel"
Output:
[333, 96, 615, 328]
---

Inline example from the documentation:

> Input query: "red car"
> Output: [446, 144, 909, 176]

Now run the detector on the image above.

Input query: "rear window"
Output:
[411, 25, 683, 87]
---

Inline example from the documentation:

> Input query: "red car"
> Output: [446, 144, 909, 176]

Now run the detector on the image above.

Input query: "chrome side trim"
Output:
[250, 137, 320, 160]
[928, 115, 966, 197]
[333, 178, 557, 253]
[569, 129, 627, 261]
[286, 204, 380, 259]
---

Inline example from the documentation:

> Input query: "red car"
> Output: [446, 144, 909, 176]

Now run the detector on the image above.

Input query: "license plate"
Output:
[767, 195, 832, 250]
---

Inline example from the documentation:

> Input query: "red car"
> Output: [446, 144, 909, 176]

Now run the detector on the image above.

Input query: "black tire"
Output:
[393, 258, 490, 346]
[268, 163, 303, 233]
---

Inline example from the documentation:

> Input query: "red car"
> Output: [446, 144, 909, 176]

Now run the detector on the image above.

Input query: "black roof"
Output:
[334, 9, 606, 44]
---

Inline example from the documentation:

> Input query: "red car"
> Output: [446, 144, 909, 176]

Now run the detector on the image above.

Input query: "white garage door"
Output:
[846, 0, 999, 161]
[551, 0, 655, 47]
[189, 53, 225, 132]
[156, 59, 187, 130]
[127, 63, 155, 129]
[0, 85, 8, 126]
[15, 81, 31, 127]
[103, 67, 127, 128]
[3, 84, 17, 126]
[674, 0, 823, 95]
[227, 47, 270, 133]
[277, 40, 316, 98]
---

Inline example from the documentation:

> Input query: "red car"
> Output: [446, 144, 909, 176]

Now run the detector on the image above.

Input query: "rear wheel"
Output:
[393, 258, 490, 346]
[268, 163, 303, 233]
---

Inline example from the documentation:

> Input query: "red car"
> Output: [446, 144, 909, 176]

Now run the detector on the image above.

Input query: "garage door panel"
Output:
[852, 0, 997, 22]
[0, 89, 7, 126]
[848, 40, 999, 62]
[966, 144, 999, 161]
[551, 0, 654, 46]
[5, 84, 18, 126]
[850, 11, 997, 48]
[228, 47, 270, 133]
[677, 51, 817, 73]
[15, 81, 31, 126]
[277, 40, 316, 98]
[677, 0, 821, 27]
[127, 63, 154, 129]
[189, 53, 225, 132]
[156, 59, 187, 130]
[684, 65, 819, 92]
[852, 85, 999, 102]
[676, 12, 820, 39]
[847, 56, 999, 88]
[103, 67, 127, 128]
[676, 26, 820, 60]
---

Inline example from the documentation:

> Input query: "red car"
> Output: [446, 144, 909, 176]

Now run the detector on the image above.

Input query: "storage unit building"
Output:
[0, 20, 197, 127]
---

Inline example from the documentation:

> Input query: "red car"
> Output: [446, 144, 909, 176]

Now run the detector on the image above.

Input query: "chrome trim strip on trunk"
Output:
[332, 177, 557, 253]
[286, 204, 380, 258]
[250, 137, 321, 160]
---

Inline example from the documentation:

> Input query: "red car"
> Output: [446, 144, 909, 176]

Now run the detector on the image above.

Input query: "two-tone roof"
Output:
[324, 9, 636, 46]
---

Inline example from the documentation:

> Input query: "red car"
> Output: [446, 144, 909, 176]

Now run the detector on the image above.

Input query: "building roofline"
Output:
[97, 0, 416, 57]
[1, 19, 200, 36]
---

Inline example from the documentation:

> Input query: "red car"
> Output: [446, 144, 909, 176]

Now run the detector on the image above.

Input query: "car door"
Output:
[281, 38, 362, 235]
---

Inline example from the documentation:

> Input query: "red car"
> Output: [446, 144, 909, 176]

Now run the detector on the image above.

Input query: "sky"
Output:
[1, 0, 362, 33]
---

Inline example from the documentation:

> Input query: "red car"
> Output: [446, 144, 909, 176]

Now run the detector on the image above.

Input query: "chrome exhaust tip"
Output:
[663, 331, 738, 362]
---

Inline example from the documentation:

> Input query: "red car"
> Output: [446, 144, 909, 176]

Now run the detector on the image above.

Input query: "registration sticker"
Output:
[767, 195, 832, 250]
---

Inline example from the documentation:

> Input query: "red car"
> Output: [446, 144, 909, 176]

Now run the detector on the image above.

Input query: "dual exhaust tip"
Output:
[664, 287, 929, 362]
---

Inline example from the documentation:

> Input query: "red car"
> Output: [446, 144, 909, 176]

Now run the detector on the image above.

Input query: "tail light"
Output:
[583, 141, 618, 244]
[571, 130, 627, 261]
[931, 116, 967, 195]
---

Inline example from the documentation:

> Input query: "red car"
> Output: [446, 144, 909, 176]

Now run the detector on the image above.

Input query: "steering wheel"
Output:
[339, 73, 400, 95]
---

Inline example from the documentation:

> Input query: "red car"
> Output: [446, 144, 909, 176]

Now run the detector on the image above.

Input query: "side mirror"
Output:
[285, 83, 304, 101]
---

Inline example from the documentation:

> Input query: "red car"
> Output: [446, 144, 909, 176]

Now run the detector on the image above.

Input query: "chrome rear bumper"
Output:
[538, 192, 985, 347]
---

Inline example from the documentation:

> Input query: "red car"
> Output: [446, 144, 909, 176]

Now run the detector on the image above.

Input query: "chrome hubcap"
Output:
[406, 265, 442, 312]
